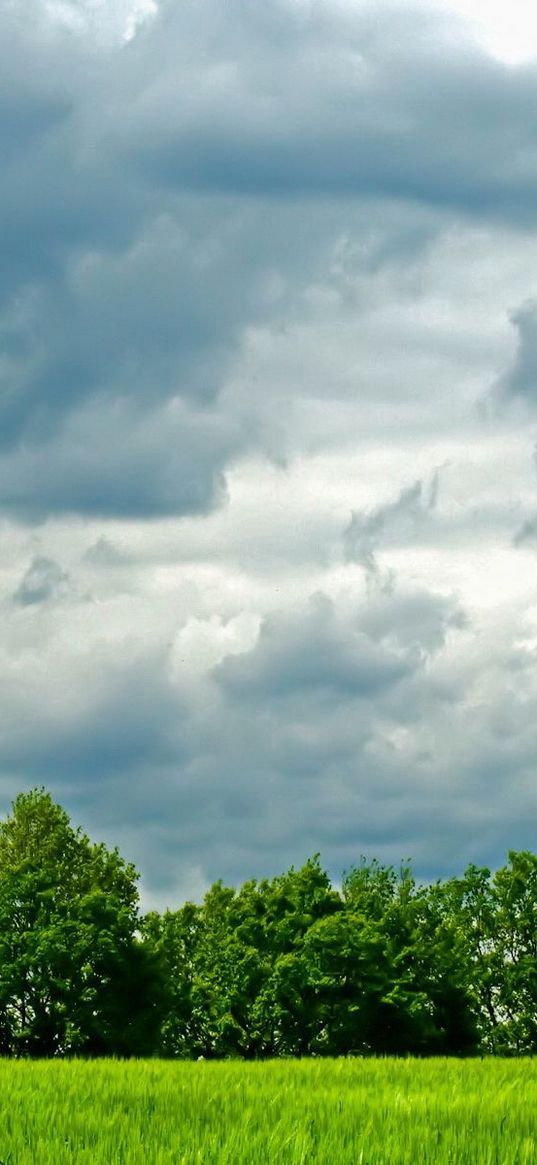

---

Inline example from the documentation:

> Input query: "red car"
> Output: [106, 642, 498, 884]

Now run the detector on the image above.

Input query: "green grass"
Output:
[0, 1057, 535, 1163]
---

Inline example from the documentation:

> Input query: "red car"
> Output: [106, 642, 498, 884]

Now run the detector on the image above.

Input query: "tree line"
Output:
[0, 788, 536, 1058]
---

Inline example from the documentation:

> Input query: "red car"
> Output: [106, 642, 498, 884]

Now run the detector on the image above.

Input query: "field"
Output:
[0, 1057, 535, 1163]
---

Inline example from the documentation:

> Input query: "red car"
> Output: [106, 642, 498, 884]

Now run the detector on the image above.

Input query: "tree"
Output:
[341, 858, 479, 1055]
[442, 852, 537, 1054]
[142, 902, 205, 1057]
[0, 788, 162, 1056]
[486, 851, 537, 1053]
[143, 857, 342, 1059]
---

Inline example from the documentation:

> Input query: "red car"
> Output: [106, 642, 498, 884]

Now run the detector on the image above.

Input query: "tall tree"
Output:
[492, 851, 537, 1053]
[441, 852, 537, 1054]
[0, 788, 162, 1056]
[342, 859, 479, 1055]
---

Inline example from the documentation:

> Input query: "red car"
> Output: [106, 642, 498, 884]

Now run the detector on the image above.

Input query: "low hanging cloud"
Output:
[214, 593, 414, 702]
[512, 444, 537, 546]
[0, 577, 475, 892]
[514, 515, 537, 547]
[13, 555, 68, 606]
[0, 396, 237, 520]
[3, 1, 537, 519]
[344, 475, 440, 589]
[2, 0, 537, 904]
[497, 299, 537, 404]
[0, 551, 533, 901]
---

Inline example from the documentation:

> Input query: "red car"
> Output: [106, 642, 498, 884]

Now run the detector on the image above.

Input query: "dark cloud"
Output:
[498, 299, 537, 403]
[0, 581, 472, 895]
[513, 444, 537, 544]
[514, 514, 537, 546]
[344, 475, 439, 588]
[0, 396, 234, 519]
[2, 0, 537, 905]
[83, 537, 129, 567]
[13, 555, 67, 605]
[360, 588, 467, 656]
[215, 593, 412, 701]
[113, 1, 537, 217]
[2, 2, 537, 518]
[0, 642, 183, 779]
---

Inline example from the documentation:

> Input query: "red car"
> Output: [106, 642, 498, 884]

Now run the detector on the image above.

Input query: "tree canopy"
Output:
[0, 789, 535, 1058]
[0, 788, 162, 1056]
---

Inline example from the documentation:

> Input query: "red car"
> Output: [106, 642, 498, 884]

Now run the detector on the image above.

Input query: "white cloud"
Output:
[44, 0, 156, 43]
[432, 0, 537, 65]
[2, 0, 537, 902]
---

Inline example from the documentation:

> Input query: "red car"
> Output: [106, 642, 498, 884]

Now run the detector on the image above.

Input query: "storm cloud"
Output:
[1, 0, 537, 904]
[4, 0, 537, 521]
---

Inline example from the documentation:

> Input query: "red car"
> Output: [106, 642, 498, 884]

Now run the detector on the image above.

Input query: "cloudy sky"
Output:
[3, 0, 537, 906]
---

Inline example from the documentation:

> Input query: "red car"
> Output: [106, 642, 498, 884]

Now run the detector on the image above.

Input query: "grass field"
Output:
[0, 1057, 535, 1163]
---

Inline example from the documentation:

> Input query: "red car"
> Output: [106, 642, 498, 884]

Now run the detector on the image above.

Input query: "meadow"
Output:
[0, 1057, 535, 1164]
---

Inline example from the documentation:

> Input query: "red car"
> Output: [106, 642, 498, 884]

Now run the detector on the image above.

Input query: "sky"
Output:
[3, 0, 537, 908]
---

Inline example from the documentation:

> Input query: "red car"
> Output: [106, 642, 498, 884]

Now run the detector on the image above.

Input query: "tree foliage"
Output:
[143, 855, 479, 1059]
[0, 788, 162, 1056]
[0, 789, 535, 1058]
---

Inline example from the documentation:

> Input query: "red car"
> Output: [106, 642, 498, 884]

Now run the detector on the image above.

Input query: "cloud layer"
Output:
[2, 0, 537, 904]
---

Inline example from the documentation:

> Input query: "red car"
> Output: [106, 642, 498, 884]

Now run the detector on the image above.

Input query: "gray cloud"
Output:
[215, 593, 413, 701]
[2, 0, 537, 905]
[2, 1, 537, 519]
[514, 514, 537, 546]
[0, 579, 471, 893]
[512, 443, 537, 545]
[112, 1, 537, 217]
[0, 563, 534, 903]
[0, 396, 235, 519]
[83, 537, 130, 567]
[344, 475, 439, 589]
[498, 299, 537, 403]
[13, 555, 68, 605]
[360, 588, 467, 657]
[0, 639, 182, 780]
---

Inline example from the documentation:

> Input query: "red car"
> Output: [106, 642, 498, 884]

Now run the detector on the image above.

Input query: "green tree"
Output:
[0, 788, 162, 1056]
[443, 852, 537, 1054]
[144, 857, 341, 1059]
[492, 851, 537, 1053]
[142, 902, 205, 1057]
[342, 859, 479, 1055]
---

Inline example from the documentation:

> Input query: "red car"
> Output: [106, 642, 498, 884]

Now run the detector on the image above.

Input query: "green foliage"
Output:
[0, 788, 162, 1056]
[145, 854, 479, 1059]
[434, 852, 537, 1054]
[0, 788, 535, 1059]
